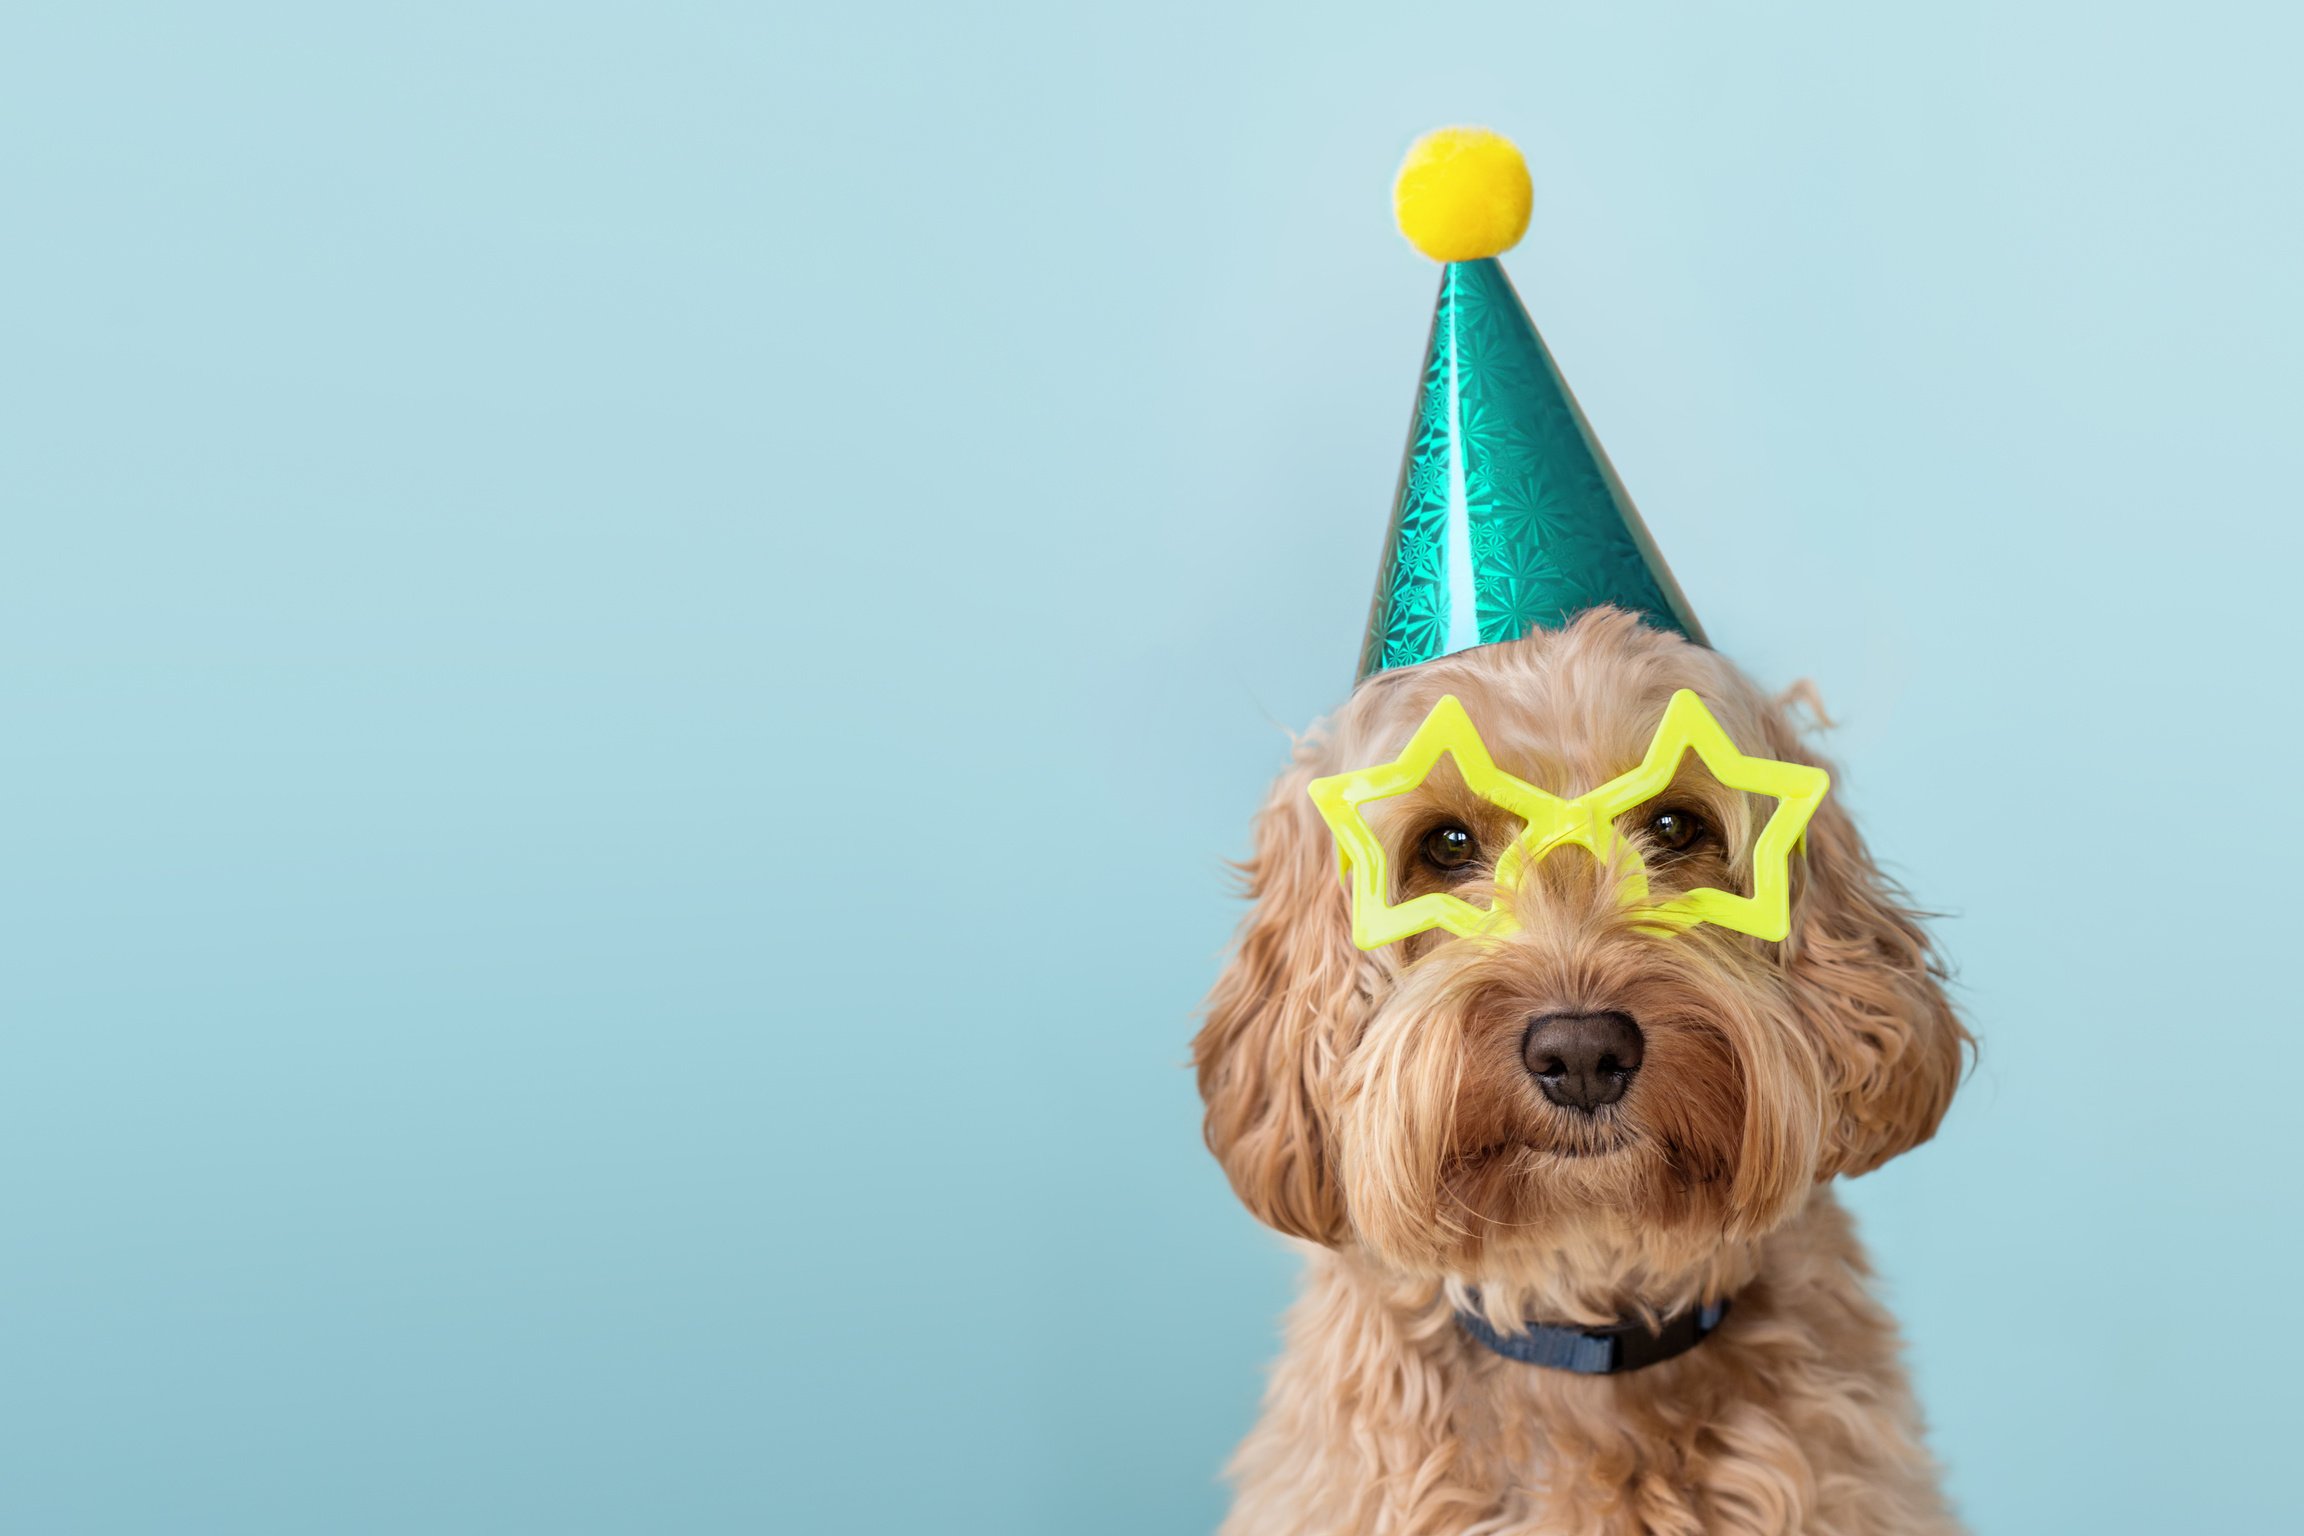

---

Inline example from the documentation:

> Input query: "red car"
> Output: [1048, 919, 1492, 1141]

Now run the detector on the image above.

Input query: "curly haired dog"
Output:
[1194, 609, 1970, 1536]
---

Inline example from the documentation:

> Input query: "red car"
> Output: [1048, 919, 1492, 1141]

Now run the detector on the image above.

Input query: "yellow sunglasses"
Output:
[1307, 690, 1829, 950]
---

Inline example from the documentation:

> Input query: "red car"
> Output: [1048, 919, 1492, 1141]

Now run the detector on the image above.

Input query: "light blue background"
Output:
[5, 3, 2298, 1532]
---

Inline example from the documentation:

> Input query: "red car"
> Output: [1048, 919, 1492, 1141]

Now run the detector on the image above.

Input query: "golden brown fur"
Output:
[1195, 611, 1970, 1535]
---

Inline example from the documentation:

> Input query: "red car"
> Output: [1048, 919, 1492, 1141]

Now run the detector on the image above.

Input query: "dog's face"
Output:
[1195, 610, 1967, 1281]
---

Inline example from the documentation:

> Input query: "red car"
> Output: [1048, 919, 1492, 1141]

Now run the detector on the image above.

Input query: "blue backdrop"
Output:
[6, 3, 2299, 1531]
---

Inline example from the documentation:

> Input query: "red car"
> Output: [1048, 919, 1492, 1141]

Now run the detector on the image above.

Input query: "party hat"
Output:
[1359, 128, 1705, 679]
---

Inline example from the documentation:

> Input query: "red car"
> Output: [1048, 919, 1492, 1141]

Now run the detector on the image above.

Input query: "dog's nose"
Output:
[1522, 1011, 1644, 1113]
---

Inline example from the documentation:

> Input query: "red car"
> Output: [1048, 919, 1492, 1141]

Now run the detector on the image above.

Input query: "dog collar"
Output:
[1455, 1295, 1731, 1374]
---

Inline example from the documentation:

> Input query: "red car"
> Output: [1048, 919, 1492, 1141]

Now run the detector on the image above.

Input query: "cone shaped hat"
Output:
[1361, 128, 1704, 679]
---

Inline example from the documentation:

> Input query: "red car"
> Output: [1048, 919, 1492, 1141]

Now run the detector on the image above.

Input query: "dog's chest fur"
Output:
[1219, 1195, 1961, 1536]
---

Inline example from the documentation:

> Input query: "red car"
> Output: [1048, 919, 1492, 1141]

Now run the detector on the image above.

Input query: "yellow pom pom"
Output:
[1393, 126, 1531, 263]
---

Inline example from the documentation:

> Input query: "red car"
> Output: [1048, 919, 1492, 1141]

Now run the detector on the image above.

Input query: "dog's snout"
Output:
[1522, 1011, 1644, 1113]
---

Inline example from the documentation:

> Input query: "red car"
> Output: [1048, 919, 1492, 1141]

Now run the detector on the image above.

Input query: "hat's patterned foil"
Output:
[1358, 258, 1704, 679]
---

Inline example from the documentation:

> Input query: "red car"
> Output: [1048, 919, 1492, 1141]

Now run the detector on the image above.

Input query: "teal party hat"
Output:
[1359, 128, 1705, 679]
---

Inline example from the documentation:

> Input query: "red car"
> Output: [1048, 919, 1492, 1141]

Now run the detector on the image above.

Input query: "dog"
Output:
[1194, 608, 1970, 1535]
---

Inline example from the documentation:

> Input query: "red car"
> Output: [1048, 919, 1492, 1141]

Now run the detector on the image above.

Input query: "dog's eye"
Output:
[1645, 807, 1712, 856]
[1418, 823, 1479, 871]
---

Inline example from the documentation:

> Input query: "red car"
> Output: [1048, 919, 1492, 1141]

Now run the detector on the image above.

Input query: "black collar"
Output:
[1455, 1295, 1731, 1374]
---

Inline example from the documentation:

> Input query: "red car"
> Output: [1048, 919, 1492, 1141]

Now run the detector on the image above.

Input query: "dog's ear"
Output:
[1786, 787, 1972, 1179]
[1192, 759, 1360, 1244]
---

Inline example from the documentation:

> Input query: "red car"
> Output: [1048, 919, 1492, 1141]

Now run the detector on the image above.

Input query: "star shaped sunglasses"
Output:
[1306, 690, 1829, 950]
